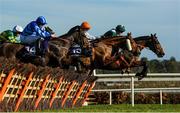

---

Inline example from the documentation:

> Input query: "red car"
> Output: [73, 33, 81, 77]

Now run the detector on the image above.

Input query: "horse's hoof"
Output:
[126, 68, 131, 73]
[121, 69, 125, 74]
[138, 76, 144, 81]
[121, 71, 124, 75]
[144, 73, 147, 77]
[135, 72, 141, 77]
[141, 72, 147, 77]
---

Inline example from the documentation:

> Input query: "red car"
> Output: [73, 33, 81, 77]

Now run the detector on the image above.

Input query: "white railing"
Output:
[92, 72, 180, 106]
[94, 73, 180, 82]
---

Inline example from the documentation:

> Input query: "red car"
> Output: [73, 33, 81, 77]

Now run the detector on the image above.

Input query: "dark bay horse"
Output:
[90, 33, 136, 66]
[0, 37, 72, 67]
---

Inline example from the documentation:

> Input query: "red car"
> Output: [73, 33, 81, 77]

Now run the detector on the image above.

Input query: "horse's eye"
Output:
[156, 41, 160, 44]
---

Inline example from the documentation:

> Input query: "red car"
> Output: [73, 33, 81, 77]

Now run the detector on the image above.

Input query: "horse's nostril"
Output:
[160, 53, 165, 57]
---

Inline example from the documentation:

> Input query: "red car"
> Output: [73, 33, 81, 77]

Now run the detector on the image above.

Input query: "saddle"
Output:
[68, 44, 92, 72]
[20, 38, 46, 60]
[68, 44, 92, 58]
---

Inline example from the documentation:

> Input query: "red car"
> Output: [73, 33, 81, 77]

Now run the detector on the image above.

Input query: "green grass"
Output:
[44, 104, 180, 112]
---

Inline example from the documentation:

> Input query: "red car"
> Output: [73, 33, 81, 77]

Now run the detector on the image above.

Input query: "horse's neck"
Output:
[135, 36, 151, 50]
[50, 37, 71, 48]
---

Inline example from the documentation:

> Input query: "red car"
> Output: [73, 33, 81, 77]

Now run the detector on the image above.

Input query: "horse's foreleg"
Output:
[130, 60, 148, 80]
[87, 69, 94, 77]
[141, 61, 148, 77]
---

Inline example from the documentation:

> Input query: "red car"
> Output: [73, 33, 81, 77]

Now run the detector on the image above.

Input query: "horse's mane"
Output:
[91, 35, 127, 43]
[134, 36, 150, 41]
[50, 36, 72, 43]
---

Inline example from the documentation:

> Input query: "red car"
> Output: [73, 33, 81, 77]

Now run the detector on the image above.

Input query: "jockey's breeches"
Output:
[20, 35, 42, 45]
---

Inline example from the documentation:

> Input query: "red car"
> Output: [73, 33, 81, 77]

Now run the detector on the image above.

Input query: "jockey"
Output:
[20, 16, 55, 58]
[103, 25, 133, 57]
[0, 25, 23, 43]
[104, 25, 125, 37]
[67, 21, 94, 57]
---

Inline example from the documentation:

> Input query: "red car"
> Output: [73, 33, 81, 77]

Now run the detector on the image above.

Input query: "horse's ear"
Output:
[154, 33, 157, 37]
[151, 34, 153, 37]
[153, 33, 157, 39]
[127, 32, 131, 36]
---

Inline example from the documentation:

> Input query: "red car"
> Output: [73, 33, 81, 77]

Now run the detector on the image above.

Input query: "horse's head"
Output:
[148, 34, 165, 57]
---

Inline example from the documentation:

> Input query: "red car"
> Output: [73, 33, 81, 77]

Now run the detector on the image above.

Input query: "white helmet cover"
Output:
[13, 25, 23, 33]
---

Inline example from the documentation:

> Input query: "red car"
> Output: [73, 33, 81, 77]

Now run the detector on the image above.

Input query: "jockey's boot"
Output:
[87, 49, 92, 57]
[35, 38, 44, 56]
[77, 62, 82, 72]
[75, 57, 82, 72]
[35, 41, 46, 66]
[39, 49, 46, 66]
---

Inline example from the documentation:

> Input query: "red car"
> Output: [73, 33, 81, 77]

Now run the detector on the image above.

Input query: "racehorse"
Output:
[0, 37, 72, 67]
[88, 33, 165, 79]
[131, 34, 165, 78]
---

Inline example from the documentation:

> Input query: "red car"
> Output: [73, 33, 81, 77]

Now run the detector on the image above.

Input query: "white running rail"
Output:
[92, 72, 180, 106]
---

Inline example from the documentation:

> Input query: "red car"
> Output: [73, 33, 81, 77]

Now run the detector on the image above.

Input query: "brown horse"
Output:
[93, 33, 165, 79]
[90, 33, 136, 66]
[70, 33, 164, 80]
[131, 34, 165, 78]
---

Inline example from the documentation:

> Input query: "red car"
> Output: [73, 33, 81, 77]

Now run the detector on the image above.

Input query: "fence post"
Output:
[0, 69, 15, 102]
[109, 91, 112, 105]
[93, 70, 96, 76]
[131, 77, 134, 107]
[34, 75, 50, 109]
[49, 77, 63, 108]
[15, 72, 33, 112]
[61, 80, 76, 107]
[160, 90, 163, 105]
[72, 80, 87, 107]
[82, 82, 95, 105]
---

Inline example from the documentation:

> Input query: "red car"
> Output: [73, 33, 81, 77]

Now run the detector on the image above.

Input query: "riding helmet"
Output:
[36, 16, 47, 25]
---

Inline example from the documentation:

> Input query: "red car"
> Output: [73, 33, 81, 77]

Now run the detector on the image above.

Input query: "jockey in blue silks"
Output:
[20, 16, 55, 61]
